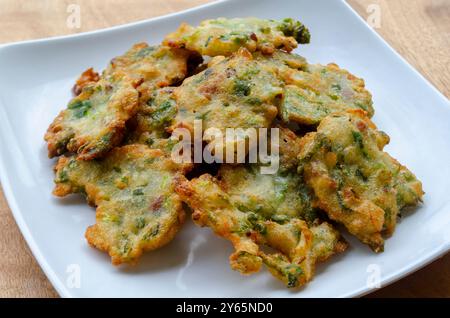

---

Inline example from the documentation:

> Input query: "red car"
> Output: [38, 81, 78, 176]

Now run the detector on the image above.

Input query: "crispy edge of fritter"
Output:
[72, 67, 100, 96]
[163, 18, 310, 56]
[279, 63, 374, 126]
[45, 71, 140, 160]
[128, 87, 178, 145]
[104, 43, 193, 87]
[176, 173, 347, 287]
[169, 47, 280, 135]
[53, 144, 192, 265]
[298, 109, 424, 252]
[104, 43, 199, 144]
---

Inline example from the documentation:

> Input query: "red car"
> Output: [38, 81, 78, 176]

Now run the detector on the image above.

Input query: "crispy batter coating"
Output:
[104, 43, 191, 91]
[73, 68, 100, 96]
[163, 17, 310, 56]
[53, 144, 191, 265]
[254, 49, 307, 71]
[127, 87, 177, 145]
[43, 16, 426, 289]
[176, 173, 346, 288]
[45, 71, 139, 160]
[171, 48, 281, 136]
[279, 63, 374, 125]
[176, 128, 346, 287]
[103, 43, 196, 142]
[217, 126, 314, 221]
[298, 110, 424, 252]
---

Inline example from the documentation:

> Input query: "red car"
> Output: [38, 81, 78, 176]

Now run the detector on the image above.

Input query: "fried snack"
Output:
[73, 68, 100, 96]
[103, 43, 197, 142]
[171, 48, 281, 136]
[177, 173, 346, 288]
[298, 110, 424, 252]
[176, 128, 347, 287]
[254, 49, 307, 71]
[103, 43, 192, 91]
[53, 144, 191, 265]
[45, 71, 139, 160]
[279, 63, 374, 125]
[127, 87, 177, 144]
[217, 126, 316, 222]
[163, 17, 310, 56]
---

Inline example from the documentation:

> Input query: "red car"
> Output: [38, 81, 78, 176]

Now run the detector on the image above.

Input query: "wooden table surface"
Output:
[0, 0, 449, 298]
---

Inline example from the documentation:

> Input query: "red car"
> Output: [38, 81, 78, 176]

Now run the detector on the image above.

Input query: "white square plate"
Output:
[0, 0, 449, 298]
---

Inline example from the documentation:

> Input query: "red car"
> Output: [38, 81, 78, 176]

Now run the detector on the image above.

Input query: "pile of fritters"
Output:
[45, 17, 423, 288]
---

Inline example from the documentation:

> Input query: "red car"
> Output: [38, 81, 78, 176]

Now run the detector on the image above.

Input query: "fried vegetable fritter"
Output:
[298, 110, 424, 252]
[217, 126, 316, 222]
[279, 63, 374, 125]
[103, 43, 191, 91]
[53, 144, 191, 265]
[254, 49, 307, 71]
[43, 15, 427, 291]
[73, 68, 100, 96]
[127, 87, 177, 144]
[171, 48, 281, 137]
[45, 71, 139, 160]
[177, 173, 346, 287]
[103, 43, 196, 142]
[176, 128, 346, 287]
[164, 17, 310, 56]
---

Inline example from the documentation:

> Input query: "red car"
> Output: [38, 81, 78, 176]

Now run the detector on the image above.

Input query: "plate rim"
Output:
[0, 0, 449, 298]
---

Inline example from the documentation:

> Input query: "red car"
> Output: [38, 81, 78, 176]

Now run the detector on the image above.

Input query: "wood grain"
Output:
[0, 0, 448, 298]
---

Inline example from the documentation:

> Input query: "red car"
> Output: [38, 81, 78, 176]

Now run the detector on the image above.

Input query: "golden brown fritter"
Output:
[170, 48, 281, 138]
[103, 43, 192, 91]
[127, 87, 177, 145]
[163, 17, 310, 56]
[45, 71, 139, 160]
[53, 144, 191, 265]
[73, 68, 100, 96]
[128, 49, 309, 156]
[298, 110, 424, 252]
[176, 128, 346, 287]
[254, 49, 307, 71]
[103, 43, 196, 142]
[176, 173, 346, 288]
[279, 63, 374, 125]
[216, 126, 313, 221]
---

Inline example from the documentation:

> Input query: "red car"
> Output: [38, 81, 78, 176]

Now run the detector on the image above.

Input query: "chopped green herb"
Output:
[57, 170, 69, 183]
[136, 46, 155, 58]
[254, 222, 267, 235]
[69, 100, 92, 118]
[135, 216, 146, 229]
[195, 110, 211, 120]
[271, 214, 289, 224]
[331, 83, 342, 91]
[355, 168, 368, 182]
[278, 18, 310, 44]
[233, 79, 251, 96]
[204, 35, 213, 47]
[133, 188, 144, 196]
[143, 224, 160, 241]
[352, 131, 368, 158]
[285, 264, 303, 288]
[246, 97, 262, 105]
